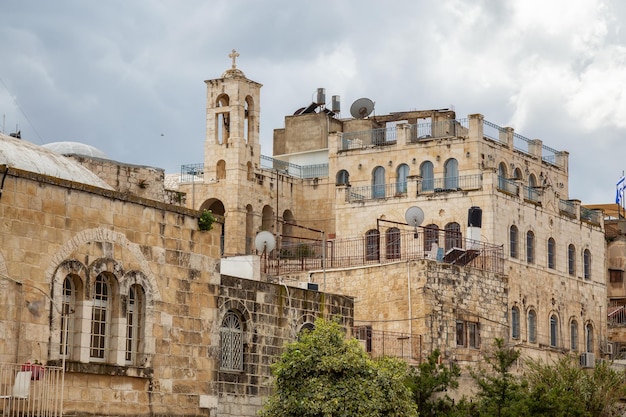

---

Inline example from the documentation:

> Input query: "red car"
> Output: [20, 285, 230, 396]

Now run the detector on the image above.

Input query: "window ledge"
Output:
[48, 360, 153, 378]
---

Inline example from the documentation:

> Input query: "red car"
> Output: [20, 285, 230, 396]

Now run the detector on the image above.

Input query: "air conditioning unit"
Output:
[296, 282, 319, 291]
[580, 352, 596, 368]
[606, 342, 614, 355]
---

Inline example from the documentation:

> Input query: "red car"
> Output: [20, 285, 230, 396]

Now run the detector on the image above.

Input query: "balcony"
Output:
[262, 228, 504, 276]
[523, 185, 542, 204]
[497, 176, 519, 196]
[0, 362, 63, 417]
[340, 127, 397, 151]
[418, 174, 482, 194]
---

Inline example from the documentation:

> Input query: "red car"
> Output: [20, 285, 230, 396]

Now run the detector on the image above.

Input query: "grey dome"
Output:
[0, 134, 114, 190]
[42, 141, 108, 158]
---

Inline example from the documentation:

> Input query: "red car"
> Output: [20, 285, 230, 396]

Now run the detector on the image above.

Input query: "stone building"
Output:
[173, 53, 607, 372]
[0, 134, 353, 417]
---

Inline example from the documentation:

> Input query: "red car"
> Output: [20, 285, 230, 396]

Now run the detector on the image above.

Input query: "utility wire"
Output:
[0, 76, 44, 143]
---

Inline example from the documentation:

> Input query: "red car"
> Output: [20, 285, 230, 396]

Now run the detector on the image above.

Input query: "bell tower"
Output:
[204, 50, 262, 180]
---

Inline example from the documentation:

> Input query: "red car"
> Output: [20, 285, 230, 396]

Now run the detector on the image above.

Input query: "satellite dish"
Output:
[405, 206, 425, 227]
[350, 97, 375, 119]
[254, 231, 276, 253]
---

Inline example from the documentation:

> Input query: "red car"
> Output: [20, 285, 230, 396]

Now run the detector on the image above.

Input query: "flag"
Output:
[617, 176, 626, 207]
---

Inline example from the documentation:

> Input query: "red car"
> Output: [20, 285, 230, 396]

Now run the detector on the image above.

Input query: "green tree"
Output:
[259, 318, 418, 417]
[470, 338, 528, 417]
[407, 348, 460, 417]
[525, 355, 626, 417]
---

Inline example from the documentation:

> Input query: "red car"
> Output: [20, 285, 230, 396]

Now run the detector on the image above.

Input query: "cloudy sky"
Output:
[1, 0, 625, 204]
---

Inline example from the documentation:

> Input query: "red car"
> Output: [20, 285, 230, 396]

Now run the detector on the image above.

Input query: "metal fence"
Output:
[0, 362, 63, 417]
[417, 174, 483, 194]
[260, 155, 329, 178]
[340, 127, 397, 150]
[262, 228, 504, 275]
[355, 327, 422, 362]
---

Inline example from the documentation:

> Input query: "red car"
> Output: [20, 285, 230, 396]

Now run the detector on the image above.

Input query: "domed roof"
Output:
[0, 134, 114, 190]
[221, 68, 246, 79]
[42, 141, 108, 159]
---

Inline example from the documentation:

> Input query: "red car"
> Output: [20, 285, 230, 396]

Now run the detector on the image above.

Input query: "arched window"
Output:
[444, 158, 458, 189]
[550, 314, 559, 348]
[444, 222, 462, 251]
[245, 205, 254, 254]
[513, 167, 523, 180]
[216, 94, 230, 145]
[570, 320, 578, 351]
[90, 274, 111, 361]
[125, 284, 145, 365]
[420, 161, 434, 192]
[261, 205, 274, 232]
[396, 164, 409, 194]
[336, 169, 350, 186]
[498, 162, 508, 189]
[526, 230, 535, 263]
[511, 306, 520, 339]
[365, 229, 380, 261]
[298, 322, 315, 339]
[424, 224, 439, 253]
[583, 249, 591, 280]
[568, 244, 576, 276]
[529, 173, 538, 188]
[372, 166, 386, 198]
[509, 225, 519, 259]
[386, 227, 401, 260]
[528, 310, 537, 343]
[60, 276, 75, 358]
[586, 323, 594, 353]
[221, 310, 243, 371]
[547, 237, 556, 269]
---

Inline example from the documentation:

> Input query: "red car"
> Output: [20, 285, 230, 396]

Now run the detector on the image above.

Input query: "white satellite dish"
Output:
[254, 231, 276, 253]
[404, 206, 425, 227]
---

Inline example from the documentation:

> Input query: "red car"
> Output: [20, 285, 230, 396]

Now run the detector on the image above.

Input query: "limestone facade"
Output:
[0, 154, 353, 416]
[176, 58, 607, 369]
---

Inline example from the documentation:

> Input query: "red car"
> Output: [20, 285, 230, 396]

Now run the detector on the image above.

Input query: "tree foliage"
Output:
[470, 338, 528, 417]
[259, 318, 418, 417]
[525, 355, 626, 417]
[407, 348, 460, 417]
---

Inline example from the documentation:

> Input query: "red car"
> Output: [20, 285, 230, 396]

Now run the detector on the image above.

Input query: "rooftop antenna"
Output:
[350, 97, 374, 119]
[405, 206, 424, 238]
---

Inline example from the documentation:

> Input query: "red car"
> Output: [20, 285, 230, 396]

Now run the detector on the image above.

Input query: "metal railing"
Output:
[260, 155, 329, 178]
[345, 183, 407, 202]
[408, 119, 468, 142]
[355, 327, 422, 362]
[497, 176, 519, 195]
[483, 120, 508, 144]
[340, 127, 397, 150]
[261, 228, 504, 275]
[417, 174, 482, 194]
[523, 185, 542, 203]
[559, 199, 577, 217]
[0, 362, 63, 416]
[608, 302, 626, 327]
[580, 206, 602, 225]
[180, 163, 204, 182]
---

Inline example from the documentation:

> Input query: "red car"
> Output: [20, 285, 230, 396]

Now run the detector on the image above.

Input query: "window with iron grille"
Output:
[568, 244, 576, 276]
[526, 230, 535, 263]
[60, 276, 75, 358]
[586, 323, 594, 353]
[583, 249, 591, 280]
[511, 307, 520, 339]
[444, 222, 462, 251]
[356, 325, 372, 353]
[547, 237, 556, 269]
[90, 274, 110, 360]
[570, 320, 578, 351]
[386, 227, 401, 260]
[424, 224, 439, 253]
[550, 315, 559, 348]
[221, 311, 243, 371]
[456, 320, 480, 348]
[365, 229, 380, 261]
[527, 310, 537, 343]
[509, 226, 518, 259]
[125, 285, 144, 364]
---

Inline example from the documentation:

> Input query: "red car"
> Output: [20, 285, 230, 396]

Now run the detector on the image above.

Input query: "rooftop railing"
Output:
[580, 206, 602, 225]
[408, 119, 468, 142]
[559, 199, 577, 218]
[262, 228, 505, 275]
[340, 127, 397, 150]
[260, 155, 329, 178]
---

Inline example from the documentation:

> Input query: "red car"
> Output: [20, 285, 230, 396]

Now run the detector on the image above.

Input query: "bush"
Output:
[198, 210, 216, 231]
